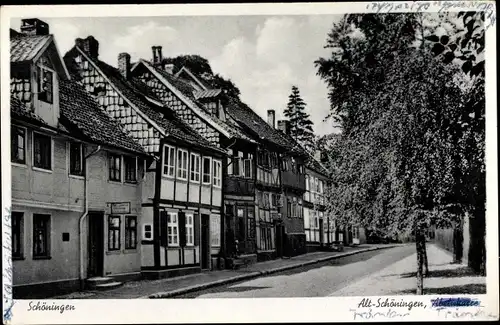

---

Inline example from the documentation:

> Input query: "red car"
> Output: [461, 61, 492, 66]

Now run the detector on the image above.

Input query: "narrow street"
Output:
[177, 244, 416, 298]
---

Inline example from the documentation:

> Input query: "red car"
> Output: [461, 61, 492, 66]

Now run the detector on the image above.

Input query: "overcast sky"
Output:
[11, 15, 342, 136]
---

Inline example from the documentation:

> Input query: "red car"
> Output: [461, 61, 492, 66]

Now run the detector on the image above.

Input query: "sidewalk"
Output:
[329, 243, 486, 296]
[54, 244, 398, 299]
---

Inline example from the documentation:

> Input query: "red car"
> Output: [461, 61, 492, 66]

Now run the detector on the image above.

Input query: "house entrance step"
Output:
[86, 276, 123, 290]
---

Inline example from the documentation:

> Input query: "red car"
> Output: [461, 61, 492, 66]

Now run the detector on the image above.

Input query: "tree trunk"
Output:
[415, 230, 425, 295]
[423, 236, 429, 277]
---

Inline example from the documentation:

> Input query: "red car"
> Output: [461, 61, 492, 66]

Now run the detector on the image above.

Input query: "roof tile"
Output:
[10, 95, 47, 125]
[10, 34, 51, 62]
[59, 79, 146, 155]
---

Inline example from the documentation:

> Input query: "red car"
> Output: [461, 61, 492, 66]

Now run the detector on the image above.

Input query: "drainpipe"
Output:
[79, 145, 101, 290]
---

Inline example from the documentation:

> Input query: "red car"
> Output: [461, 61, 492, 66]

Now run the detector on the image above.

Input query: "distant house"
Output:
[64, 36, 226, 279]
[10, 19, 147, 298]
[304, 155, 333, 251]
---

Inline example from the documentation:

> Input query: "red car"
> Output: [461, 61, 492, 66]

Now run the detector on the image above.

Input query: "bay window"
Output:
[163, 145, 176, 177]
[190, 153, 201, 182]
[202, 157, 212, 184]
[177, 149, 188, 180]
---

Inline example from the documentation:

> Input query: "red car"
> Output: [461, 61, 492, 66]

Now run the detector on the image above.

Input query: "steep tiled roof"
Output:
[306, 155, 330, 177]
[10, 34, 51, 62]
[59, 80, 146, 155]
[10, 95, 47, 125]
[83, 55, 221, 153]
[194, 89, 222, 100]
[145, 61, 254, 143]
[226, 97, 306, 154]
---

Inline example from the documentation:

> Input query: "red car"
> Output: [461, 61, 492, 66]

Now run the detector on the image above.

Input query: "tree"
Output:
[316, 13, 478, 294]
[283, 86, 315, 150]
[425, 11, 486, 275]
[164, 55, 242, 100]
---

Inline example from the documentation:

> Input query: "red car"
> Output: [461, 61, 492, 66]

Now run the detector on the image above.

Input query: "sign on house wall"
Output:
[110, 202, 131, 214]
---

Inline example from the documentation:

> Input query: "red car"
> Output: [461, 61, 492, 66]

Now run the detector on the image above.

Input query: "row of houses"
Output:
[9, 18, 364, 298]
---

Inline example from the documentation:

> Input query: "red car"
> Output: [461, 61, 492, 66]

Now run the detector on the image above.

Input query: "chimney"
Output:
[277, 120, 290, 135]
[75, 36, 99, 59]
[164, 63, 174, 74]
[118, 53, 131, 80]
[267, 110, 276, 129]
[20, 18, 49, 36]
[152, 46, 163, 65]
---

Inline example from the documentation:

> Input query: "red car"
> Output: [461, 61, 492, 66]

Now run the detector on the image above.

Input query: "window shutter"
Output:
[179, 212, 186, 247]
[160, 211, 167, 247]
[194, 213, 200, 246]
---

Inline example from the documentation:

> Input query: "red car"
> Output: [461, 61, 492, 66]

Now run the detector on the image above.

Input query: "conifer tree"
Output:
[283, 86, 315, 150]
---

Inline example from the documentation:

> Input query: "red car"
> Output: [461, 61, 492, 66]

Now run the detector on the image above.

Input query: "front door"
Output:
[88, 212, 104, 277]
[201, 214, 210, 270]
[275, 222, 285, 258]
[319, 219, 324, 246]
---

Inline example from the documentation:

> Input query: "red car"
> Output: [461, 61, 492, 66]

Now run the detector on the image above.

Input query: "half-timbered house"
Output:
[63, 36, 227, 278]
[129, 49, 261, 267]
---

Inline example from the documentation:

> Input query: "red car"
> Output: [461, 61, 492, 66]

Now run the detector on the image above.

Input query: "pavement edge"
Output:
[144, 244, 399, 299]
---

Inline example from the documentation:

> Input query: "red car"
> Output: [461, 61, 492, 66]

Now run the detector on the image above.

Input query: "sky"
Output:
[11, 15, 343, 136]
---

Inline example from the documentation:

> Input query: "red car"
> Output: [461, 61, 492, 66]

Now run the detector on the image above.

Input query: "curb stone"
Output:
[145, 245, 399, 299]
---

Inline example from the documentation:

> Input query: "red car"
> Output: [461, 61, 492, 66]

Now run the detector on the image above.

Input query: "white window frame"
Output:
[167, 212, 179, 247]
[68, 141, 84, 178]
[185, 213, 194, 246]
[243, 158, 252, 178]
[177, 148, 188, 180]
[11, 125, 28, 167]
[124, 156, 138, 183]
[202, 156, 212, 185]
[213, 159, 222, 187]
[32, 131, 54, 173]
[163, 145, 176, 178]
[190, 153, 201, 183]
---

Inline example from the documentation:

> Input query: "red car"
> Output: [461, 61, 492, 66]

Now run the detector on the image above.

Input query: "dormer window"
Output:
[37, 66, 53, 104]
[93, 85, 106, 97]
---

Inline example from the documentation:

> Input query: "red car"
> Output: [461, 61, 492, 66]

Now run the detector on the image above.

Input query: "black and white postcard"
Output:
[1, 2, 498, 324]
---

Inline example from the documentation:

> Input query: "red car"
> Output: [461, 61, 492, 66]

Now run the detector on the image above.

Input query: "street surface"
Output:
[177, 244, 416, 298]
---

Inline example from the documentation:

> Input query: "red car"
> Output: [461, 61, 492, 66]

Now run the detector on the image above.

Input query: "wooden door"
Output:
[88, 212, 104, 277]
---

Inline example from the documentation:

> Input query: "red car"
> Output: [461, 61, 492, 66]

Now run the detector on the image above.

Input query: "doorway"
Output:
[88, 212, 104, 278]
[201, 214, 210, 270]
[275, 222, 285, 258]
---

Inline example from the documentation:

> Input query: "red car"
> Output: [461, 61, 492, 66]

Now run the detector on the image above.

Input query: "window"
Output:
[163, 145, 176, 177]
[108, 216, 121, 251]
[109, 153, 121, 181]
[143, 224, 153, 240]
[33, 132, 51, 170]
[287, 198, 292, 218]
[12, 212, 23, 258]
[247, 209, 255, 238]
[185, 214, 194, 246]
[210, 215, 221, 247]
[232, 156, 240, 176]
[244, 159, 252, 178]
[69, 142, 84, 176]
[124, 156, 137, 183]
[202, 157, 212, 184]
[177, 149, 188, 180]
[11, 126, 26, 164]
[37, 66, 53, 103]
[125, 216, 137, 249]
[33, 214, 50, 258]
[190, 153, 200, 182]
[167, 212, 179, 246]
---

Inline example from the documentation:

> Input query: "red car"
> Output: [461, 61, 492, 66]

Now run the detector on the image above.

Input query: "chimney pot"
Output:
[20, 18, 49, 36]
[75, 36, 99, 59]
[277, 120, 290, 135]
[152, 45, 163, 66]
[267, 110, 276, 129]
[118, 53, 131, 80]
